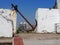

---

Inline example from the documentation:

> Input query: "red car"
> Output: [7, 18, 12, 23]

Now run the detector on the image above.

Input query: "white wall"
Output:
[0, 9, 16, 37]
[36, 8, 60, 33]
[57, 0, 60, 9]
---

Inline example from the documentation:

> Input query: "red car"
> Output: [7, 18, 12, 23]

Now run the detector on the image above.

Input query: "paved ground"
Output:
[15, 33, 60, 45]
[17, 33, 60, 40]
[0, 33, 60, 45]
[23, 39, 60, 45]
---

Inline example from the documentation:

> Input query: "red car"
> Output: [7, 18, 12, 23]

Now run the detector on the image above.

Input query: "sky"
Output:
[0, 0, 56, 25]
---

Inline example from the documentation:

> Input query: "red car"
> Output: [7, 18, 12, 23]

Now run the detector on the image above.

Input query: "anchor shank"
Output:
[17, 10, 34, 29]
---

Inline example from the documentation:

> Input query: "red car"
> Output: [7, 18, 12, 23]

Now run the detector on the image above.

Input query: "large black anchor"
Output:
[11, 4, 37, 32]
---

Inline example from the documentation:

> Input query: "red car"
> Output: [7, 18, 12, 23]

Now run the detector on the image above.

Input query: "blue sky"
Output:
[0, 0, 56, 25]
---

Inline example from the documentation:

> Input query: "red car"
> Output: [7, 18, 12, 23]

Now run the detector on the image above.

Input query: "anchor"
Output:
[11, 4, 37, 32]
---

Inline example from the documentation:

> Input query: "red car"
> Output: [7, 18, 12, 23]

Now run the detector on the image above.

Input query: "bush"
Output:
[16, 27, 22, 34]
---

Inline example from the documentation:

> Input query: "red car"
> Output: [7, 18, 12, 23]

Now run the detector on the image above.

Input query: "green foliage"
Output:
[16, 27, 22, 34]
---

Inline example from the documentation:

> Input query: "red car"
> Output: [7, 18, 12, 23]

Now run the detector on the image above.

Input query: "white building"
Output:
[57, 0, 60, 9]
[0, 9, 16, 37]
[35, 8, 60, 33]
[19, 22, 31, 31]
